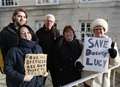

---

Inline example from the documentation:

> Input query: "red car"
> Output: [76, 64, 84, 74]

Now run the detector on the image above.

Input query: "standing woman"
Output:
[91, 18, 119, 87]
[5, 25, 45, 87]
[84, 18, 120, 87]
[52, 25, 84, 87]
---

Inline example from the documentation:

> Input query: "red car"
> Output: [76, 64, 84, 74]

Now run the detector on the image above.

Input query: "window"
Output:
[79, 20, 92, 41]
[0, 0, 17, 6]
[36, 0, 59, 5]
[2, 0, 13, 6]
[34, 20, 43, 32]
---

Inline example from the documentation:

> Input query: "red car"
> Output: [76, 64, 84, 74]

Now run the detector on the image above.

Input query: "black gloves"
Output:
[108, 42, 117, 58]
[75, 61, 84, 71]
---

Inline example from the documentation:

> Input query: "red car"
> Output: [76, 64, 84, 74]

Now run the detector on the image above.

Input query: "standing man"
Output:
[36, 14, 60, 85]
[0, 8, 28, 72]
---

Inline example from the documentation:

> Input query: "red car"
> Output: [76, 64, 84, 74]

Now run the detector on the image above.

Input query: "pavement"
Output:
[0, 71, 120, 87]
[0, 72, 53, 87]
[0, 73, 6, 87]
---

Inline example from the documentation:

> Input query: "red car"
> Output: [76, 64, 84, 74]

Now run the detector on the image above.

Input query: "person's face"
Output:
[20, 27, 32, 41]
[64, 29, 74, 42]
[44, 17, 55, 30]
[14, 11, 27, 26]
[93, 25, 105, 37]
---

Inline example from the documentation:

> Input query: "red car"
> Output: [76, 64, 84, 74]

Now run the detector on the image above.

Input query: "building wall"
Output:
[0, 0, 120, 48]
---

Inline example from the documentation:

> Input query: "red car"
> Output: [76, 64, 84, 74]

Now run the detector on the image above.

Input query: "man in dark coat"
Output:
[36, 14, 60, 86]
[36, 14, 60, 70]
[0, 8, 28, 72]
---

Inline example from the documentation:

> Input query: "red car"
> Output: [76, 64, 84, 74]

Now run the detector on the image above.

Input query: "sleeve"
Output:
[0, 30, 7, 62]
[0, 30, 6, 49]
[74, 40, 84, 68]
[75, 49, 84, 66]
[5, 48, 24, 81]
[109, 42, 120, 65]
[0, 27, 7, 48]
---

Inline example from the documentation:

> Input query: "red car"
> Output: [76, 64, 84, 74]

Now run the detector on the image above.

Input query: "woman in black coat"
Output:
[51, 25, 84, 87]
[5, 25, 45, 87]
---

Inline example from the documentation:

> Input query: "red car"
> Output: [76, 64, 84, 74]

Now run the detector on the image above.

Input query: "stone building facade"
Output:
[0, 0, 120, 48]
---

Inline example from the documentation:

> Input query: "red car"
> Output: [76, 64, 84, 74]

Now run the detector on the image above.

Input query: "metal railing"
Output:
[62, 64, 120, 87]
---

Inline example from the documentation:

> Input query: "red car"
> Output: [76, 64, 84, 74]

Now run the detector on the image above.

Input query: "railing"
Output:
[62, 64, 120, 87]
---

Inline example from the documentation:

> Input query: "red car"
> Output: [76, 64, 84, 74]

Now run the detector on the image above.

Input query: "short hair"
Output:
[18, 25, 38, 41]
[44, 14, 55, 22]
[63, 25, 76, 38]
[12, 8, 28, 22]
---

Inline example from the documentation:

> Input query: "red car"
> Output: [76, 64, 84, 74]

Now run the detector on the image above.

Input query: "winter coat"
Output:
[36, 25, 60, 70]
[77, 35, 120, 87]
[0, 23, 18, 61]
[51, 37, 83, 86]
[5, 39, 44, 87]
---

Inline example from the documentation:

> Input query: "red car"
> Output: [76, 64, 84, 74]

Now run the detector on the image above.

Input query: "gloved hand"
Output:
[75, 61, 84, 71]
[108, 42, 117, 58]
[24, 75, 33, 81]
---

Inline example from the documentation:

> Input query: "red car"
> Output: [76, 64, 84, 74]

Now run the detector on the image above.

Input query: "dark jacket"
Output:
[0, 23, 18, 61]
[52, 37, 83, 86]
[36, 25, 60, 70]
[5, 39, 44, 87]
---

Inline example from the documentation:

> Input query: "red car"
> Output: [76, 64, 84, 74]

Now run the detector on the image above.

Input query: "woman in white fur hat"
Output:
[82, 18, 120, 87]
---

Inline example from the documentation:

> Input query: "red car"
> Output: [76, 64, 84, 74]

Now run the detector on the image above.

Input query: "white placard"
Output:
[83, 36, 112, 72]
[24, 54, 47, 76]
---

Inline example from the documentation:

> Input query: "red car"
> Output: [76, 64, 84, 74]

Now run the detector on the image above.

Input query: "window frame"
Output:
[0, 0, 16, 6]
[36, 0, 59, 5]
[79, 20, 92, 41]
[34, 20, 44, 32]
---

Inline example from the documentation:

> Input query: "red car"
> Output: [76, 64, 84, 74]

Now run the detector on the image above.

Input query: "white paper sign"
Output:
[24, 54, 47, 76]
[83, 37, 112, 72]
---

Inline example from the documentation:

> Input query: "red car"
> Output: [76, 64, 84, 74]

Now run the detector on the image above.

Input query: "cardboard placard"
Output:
[24, 54, 47, 76]
[83, 37, 112, 72]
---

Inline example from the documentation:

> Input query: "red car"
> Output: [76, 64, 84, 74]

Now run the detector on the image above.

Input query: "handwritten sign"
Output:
[24, 54, 47, 76]
[83, 37, 112, 72]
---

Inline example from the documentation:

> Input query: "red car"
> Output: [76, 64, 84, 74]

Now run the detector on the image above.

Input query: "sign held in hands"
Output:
[83, 37, 112, 72]
[24, 54, 47, 76]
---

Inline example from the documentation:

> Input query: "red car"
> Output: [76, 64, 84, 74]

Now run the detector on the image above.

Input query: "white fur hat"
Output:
[45, 14, 55, 22]
[91, 18, 108, 33]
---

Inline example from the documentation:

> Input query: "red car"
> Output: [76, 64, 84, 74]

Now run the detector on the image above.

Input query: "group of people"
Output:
[0, 8, 119, 87]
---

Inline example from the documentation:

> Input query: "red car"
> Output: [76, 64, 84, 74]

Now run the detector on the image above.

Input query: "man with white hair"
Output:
[36, 14, 60, 86]
[44, 14, 56, 30]
[36, 13, 60, 56]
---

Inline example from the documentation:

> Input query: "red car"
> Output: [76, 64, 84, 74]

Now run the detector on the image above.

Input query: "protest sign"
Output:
[83, 36, 112, 72]
[24, 54, 47, 76]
